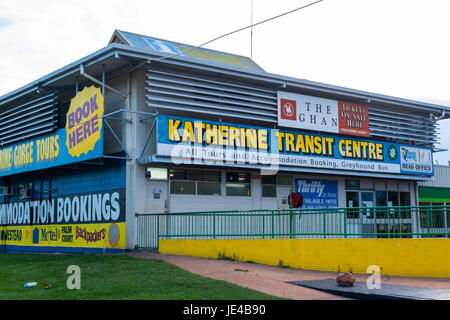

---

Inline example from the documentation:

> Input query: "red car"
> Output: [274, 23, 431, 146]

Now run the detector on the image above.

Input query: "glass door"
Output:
[346, 191, 359, 218]
[360, 191, 375, 236]
[346, 191, 374, 218]
[361, 191, 374, 218]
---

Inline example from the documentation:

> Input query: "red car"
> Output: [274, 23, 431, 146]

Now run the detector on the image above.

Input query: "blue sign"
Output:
[295, 179, 338, 208]
[156, 115, 434, 177]
[0, 127, 103, 177]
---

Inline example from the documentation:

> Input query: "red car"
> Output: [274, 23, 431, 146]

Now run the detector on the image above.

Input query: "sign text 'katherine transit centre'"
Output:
[157, 115, 433, 176]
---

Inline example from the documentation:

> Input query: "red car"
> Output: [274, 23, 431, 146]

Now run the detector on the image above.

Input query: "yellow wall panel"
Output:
[159, 238, 450, 278]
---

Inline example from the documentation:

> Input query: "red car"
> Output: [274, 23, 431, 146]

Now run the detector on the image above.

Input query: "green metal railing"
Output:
[135, 205, 450, 249]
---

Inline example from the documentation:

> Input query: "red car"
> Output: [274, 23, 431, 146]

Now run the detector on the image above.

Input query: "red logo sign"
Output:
[338, 101, 370, 137]
[280, 99, 297, 120]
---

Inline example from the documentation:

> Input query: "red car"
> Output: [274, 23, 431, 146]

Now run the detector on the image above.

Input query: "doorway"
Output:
[346, 190, 375, 236]
[277, 185, 293, 209]
[145, 168, 169, 214]
[346, 190, 374, 215]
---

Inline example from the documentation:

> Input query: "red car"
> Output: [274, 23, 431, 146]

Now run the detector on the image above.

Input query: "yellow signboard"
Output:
[1, 222, 125, 250]
[65, 86, 104, 157]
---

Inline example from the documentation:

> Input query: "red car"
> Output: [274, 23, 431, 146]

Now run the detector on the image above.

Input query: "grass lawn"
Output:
[0, 253, 283, 300]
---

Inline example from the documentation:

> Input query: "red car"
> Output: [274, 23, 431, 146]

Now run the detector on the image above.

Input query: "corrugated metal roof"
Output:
[109, 30, 265, 72]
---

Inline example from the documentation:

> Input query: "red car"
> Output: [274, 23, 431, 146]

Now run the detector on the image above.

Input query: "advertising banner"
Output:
[400, 146, 433, 175]
[156, 115, 433, 177]
[278, 91, 339, 134]
[338, 101, 370, 137]
[277, 91, 370, 137]
[0, 86, 104, 177]
[294, 179, 338, 208]
[0, 189, 126, 251]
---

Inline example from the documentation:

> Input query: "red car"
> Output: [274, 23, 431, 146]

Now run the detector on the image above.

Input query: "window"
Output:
[375, 191, 387, 218]
[400, 192, 410, 206]
[262, 175, 276, 198]
[345, 180, 360, 189]
[226, 172, 250, 183]
[399, 192, 411, 218]
[346, 192, 359, 218]
[146, 167, 168, 180]
[197, 170, 221, 195]
[197, 182, 221, 195]
[226, 172, 250, 196]
[169, 169, 221, 195]
[277, 175, 293, 186]
[170, 181, 195, 195]
[204, 171, 221, 182]
[169, 169, 186, 180]
[261, 175, 294, 198]
[262, 175, 276, 184]
[187, 170, 203, 181]
[387, 191, 399, 207]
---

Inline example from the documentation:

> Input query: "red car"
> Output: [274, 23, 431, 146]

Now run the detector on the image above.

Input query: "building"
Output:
[418, 165, 450, 234]
[0, 30, 448, 253]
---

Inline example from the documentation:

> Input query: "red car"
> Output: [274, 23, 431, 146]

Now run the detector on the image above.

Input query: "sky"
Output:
[0, 0, 449, 163]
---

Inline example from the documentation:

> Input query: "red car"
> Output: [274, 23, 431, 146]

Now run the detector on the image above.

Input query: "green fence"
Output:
[135, 205, 450, 249]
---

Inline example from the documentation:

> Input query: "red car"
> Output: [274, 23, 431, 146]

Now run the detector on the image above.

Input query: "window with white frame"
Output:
[226, 172, 251, 196]
[169, 169, 221, 195]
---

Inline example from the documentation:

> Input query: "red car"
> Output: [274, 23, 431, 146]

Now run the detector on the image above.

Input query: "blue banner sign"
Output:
[0, 127, 103, 177]
[156, 115, 433, 176]
[295, 179, 338, 208]
[0, 86, 104, 177]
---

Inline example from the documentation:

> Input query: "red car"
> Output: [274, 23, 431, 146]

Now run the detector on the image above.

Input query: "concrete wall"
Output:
[159, 238, 450, 278]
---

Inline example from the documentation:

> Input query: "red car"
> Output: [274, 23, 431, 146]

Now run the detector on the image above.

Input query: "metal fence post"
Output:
[289, 189, 293, 239]
[272, 210, 275, 239]
[343, 208, 347, 238]
[157, 214, 160, 251]
[262, 211, 265, 239]
[213, 212, 216, 239]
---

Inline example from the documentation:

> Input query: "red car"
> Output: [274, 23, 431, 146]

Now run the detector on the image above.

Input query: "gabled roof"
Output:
[109, 29, 265, 72]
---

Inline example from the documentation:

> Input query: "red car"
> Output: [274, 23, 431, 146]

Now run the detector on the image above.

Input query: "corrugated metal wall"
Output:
[0, 93, 59, 146]
[145, 66, 278, 123]
[145, 66, 438, 148]
[419, 165, 450, 187]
